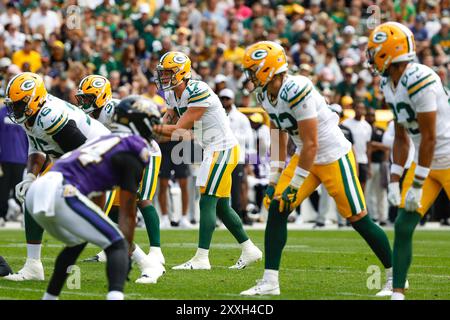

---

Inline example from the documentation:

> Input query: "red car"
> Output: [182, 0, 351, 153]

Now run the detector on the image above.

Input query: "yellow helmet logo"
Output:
[250, 49, 268, 60]
[372, 32, 388, 44]
[20, 79, 36, 91]
[92, 78, 106, 88]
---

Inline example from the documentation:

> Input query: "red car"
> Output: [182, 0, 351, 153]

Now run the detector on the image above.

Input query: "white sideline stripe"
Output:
[0, 285, 156, 299]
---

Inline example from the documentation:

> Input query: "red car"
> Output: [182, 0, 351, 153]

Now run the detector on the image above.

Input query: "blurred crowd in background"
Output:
[0, 0, 449, 228]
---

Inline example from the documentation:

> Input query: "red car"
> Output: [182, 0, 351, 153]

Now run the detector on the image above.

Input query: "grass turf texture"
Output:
[0, 229, 449, 300]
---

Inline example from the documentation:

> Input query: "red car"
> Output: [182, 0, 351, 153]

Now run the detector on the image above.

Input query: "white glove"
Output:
[404, 187, 422, 212]
[387, 182, 401, 206]
[15, 173, 36, 204]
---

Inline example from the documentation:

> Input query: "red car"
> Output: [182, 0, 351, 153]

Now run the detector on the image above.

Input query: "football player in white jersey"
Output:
[367, 22, 450, 300]
[239, 41, 394, 296]
[3, 72, 110, 281]
[152, 51, 262, 270]
[75, 76, 165, 283]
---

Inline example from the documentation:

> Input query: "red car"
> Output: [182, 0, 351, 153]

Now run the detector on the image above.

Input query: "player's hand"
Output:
[15, 173, 36, 204]
[263, 184, 276, 210]
[279, 185, 298, 214]
[387, 182, 401, 206]
[405, 186, 422, 212]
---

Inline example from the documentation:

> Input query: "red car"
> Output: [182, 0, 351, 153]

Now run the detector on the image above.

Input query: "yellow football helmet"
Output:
[367, 22, 416, 75]
[242, 41, 288, 90]
[75, 75, 112, 114]
[156, 51, 191, 91]
[4, 72, 47, 123]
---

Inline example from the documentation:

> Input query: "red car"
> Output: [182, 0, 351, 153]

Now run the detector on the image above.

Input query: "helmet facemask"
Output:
[75, 91, 97, 114]
[4, 96, 33, 123]
[244, 64, 264, 92]
[156, 66, 182, 91]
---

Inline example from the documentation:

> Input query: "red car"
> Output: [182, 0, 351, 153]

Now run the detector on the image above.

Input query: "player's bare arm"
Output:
[416, 111, 437, 172]
[297, 118, 318, 172]
[153, 107, 206, 138]
[390, 123, 410, 182]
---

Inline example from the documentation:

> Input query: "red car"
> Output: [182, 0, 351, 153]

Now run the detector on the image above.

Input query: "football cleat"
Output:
[172, 258, 211, 270]
[135, 264, 166, 284]
[3, 259, 44, 281]
[82, 251, 106, 263]
[229, 246, 262, 269]
[240, 279, 280, 296]
[148, 249, 165, 266]
[376, 278, 409, 297]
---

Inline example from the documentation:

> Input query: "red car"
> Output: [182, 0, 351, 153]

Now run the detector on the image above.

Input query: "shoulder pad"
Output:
[36, 104, 69, 135]
[406, 64, 437, 99]
[186, 80, 211, 104]
[280, 77, 313, 109]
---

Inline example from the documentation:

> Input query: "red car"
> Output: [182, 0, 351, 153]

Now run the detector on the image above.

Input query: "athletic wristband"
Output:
[413, 165, 430, 187]
[269, 171, 281, 185]
[390, 164, 404, 177]
[290, 167, 309, 189]
[270, 161, 285, 169]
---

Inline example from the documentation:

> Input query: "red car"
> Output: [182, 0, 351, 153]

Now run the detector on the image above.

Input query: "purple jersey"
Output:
[51, 134, 150, 196]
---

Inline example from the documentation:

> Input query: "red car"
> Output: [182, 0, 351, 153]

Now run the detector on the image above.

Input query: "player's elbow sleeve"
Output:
[52, 119, 88, 153]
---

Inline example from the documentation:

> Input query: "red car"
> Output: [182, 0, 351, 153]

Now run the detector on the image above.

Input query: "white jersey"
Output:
[381, 62, 450, 169]
[22, 94, 110, 159]
[96, 98, 119, 129]
[94, 98, 161, 157]
[341, 118, 372, 164]
[258, 75, 351, 164]
[165, 80, 238, 152]
[227, 105, 253, 163]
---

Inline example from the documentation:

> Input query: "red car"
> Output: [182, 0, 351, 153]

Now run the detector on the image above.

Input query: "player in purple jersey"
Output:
[23, 97, 161, 300]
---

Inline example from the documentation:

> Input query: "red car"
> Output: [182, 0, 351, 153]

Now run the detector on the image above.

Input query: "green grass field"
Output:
[0, 229, 449, 300]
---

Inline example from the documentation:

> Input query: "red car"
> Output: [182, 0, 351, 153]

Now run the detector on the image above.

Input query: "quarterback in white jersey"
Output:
[76, 75, 165, 284]
[368, 22, 450, 300]
[153, 51, 262, 270]
[240, 41, 394, 297]
[3, 72, 110, 282]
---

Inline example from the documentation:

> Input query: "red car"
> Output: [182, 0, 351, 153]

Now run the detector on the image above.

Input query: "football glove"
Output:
[404, 187, 422, 212]
[263, 184, 276, 210]
[15, 173, 36, 204]
[387, 182, 401, 206]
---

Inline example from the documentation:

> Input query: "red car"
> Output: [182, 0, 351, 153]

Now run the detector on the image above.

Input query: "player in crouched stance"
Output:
[3, 72, 110, 281]
[153, 51, 262, 270]
[24, 98, 161, 300]
[367, 22, 450, 300]
[75, 76, 165, 283]
[239, 41, 394, 296]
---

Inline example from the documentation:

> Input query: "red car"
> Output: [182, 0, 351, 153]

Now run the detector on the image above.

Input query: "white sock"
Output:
[27, 244, 42, 260]
[240, 239, 255, 251]
[149, 246, 162, 255]
[106, 291, 124, 300]
[194, 248, 209, 260]
[263, 269, 279, 284]
[42, 292, 58, 300]
[131, 244, 147, 265]
[385, 267, 393, 279]
[391, 292, 405, 300]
